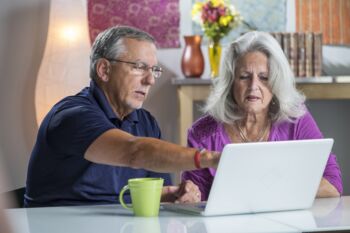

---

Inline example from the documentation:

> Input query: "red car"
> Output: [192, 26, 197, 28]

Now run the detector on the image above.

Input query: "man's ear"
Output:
[96, 59, 110, 82]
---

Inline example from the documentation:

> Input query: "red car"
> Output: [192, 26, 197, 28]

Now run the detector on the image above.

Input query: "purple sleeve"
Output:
[297, 111, 343, 194]
[181, 127, 214, 201]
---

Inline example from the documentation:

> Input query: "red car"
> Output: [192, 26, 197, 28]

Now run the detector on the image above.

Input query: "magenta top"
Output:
[182, 110, 343, 200]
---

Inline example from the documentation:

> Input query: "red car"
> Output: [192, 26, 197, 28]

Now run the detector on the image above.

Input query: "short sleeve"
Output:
[295, 110, 323, 139]
[187, 127, 206, 149]
[47, 103, 115, 157]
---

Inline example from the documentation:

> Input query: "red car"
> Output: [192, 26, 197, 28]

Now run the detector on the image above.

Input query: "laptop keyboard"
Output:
[193, 202, 207, 209]
[169, 202, 207, 209]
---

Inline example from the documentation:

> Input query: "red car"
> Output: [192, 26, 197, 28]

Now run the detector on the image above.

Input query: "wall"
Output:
[0, 0, 49, 192]
[0, 0, 349, 195]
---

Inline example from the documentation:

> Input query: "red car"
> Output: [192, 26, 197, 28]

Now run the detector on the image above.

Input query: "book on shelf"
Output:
[271, 32, 283, 50]
[282, 32, 290, 64]
[304, 32, 314, 77]
[289, 33, 298, 77]
[297, 32, 306, 77]
[313, 32, 323, 77]
[270, 32, 323, 78]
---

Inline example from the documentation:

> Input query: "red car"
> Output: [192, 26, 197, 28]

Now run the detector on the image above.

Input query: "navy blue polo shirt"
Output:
[24, 81, 172, 207]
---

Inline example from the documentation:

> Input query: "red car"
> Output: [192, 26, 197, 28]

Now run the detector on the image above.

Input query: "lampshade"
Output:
[35, 0, 90, 125]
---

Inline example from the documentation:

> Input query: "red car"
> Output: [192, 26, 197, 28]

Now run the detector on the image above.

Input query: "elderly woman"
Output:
[182, 31, 342, 200]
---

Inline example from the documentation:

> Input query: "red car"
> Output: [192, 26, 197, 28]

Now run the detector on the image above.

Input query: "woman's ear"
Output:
[96, 59, 110, 82]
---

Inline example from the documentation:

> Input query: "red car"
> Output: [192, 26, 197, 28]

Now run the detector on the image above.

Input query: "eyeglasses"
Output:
[105, 58, 163, 79]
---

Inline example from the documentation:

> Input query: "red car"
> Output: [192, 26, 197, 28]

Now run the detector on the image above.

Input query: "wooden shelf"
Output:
[172, 76, 350, 145]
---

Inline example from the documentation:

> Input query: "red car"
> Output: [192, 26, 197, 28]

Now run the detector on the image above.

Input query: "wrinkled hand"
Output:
[161, 180, 201, 203]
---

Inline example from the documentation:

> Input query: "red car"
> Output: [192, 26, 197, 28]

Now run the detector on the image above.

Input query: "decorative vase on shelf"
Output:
[181, 35, 204, 78]
[208, 39, 222, 78]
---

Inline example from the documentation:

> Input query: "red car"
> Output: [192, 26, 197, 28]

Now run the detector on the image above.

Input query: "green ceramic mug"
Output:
[119, 178, 164, 217]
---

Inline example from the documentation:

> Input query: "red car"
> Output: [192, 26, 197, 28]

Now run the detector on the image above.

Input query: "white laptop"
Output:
[163, 139, 333, 216]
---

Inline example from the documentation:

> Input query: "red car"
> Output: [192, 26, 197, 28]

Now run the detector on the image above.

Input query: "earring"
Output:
[271, 96, 278, 105]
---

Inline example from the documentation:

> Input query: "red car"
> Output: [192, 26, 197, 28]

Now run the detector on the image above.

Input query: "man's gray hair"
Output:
[204, 31, 306, 124]
[89, 26, 155, 82]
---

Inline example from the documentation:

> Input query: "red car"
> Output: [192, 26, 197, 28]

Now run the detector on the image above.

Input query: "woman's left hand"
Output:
[316, 178, 340, 198]
[161, 180, 201, 203]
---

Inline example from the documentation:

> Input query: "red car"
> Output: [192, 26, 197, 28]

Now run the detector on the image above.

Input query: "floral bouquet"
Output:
[192, 0, 242, 43]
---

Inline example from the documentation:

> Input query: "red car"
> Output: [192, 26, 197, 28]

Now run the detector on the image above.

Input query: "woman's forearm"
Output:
[316, 178, 340, 198]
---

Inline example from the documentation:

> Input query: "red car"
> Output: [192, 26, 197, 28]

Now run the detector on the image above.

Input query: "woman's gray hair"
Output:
[89, 25, 155, 82]
[204, 31, 306, 124]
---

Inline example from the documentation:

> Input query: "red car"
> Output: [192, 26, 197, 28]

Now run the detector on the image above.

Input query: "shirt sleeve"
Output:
[297, 110, 343, 194]
[181, 127, 214, 201]
[47, 103, 115, 157]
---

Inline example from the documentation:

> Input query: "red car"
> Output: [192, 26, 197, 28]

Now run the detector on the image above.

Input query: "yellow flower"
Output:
[210, 0, 224, 7]
[191, 2, 203, 17]
[191, 0, 241, 40]
[219, 15, 232, 26]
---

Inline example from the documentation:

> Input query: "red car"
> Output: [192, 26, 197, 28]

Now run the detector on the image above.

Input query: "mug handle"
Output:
[119, 185, 133, 210]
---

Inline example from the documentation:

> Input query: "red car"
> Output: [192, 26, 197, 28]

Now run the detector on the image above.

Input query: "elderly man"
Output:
[24, 26, 220, 207]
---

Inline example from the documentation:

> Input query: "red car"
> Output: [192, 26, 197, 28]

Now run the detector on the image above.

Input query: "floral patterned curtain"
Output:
[88, 0, 180, 48]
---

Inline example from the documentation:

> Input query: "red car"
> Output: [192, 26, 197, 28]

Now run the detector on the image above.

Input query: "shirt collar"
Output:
[89, 80, 139, 124]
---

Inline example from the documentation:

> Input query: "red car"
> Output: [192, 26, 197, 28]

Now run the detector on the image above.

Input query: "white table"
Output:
[5, 196, 350, 233]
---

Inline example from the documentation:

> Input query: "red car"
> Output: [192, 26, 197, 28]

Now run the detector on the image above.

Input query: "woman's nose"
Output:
[249, 74, 259, 90]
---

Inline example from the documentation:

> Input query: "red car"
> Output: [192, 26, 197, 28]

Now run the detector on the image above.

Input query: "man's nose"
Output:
[142, 71, 155, 85]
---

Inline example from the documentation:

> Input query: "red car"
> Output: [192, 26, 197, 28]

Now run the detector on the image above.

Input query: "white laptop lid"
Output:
[164, 139, 333, 216]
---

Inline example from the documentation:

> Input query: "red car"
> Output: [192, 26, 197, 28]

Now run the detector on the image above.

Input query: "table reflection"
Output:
[259, 210, 316, 230]
[22, 205, 296, 233]
[4, 196, 350, 233]
[312, 197, 342, 228]
[165, 215, 297, 233]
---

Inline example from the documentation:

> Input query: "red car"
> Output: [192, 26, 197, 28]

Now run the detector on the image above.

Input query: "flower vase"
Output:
[208, 39, 222, 78]
[181, 35, 204, 78]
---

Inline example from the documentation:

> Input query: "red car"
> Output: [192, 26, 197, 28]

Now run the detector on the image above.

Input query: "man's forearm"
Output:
[128, 136, 219, 172]
[85, 129, 220, 173]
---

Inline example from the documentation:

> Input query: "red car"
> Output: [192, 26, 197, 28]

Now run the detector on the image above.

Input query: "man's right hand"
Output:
[161, 180, 201, 203]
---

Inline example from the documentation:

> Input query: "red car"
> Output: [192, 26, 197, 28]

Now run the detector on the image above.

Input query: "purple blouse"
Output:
[182, 110, 343, 200]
